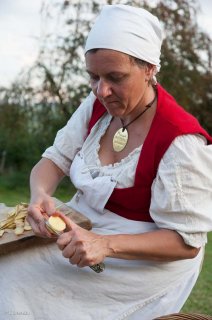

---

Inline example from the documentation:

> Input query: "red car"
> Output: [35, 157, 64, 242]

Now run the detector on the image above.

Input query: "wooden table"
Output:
[0, 198, 92, 256]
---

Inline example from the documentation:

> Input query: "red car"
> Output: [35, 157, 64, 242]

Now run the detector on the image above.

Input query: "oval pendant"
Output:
[113, 128, 128, 152]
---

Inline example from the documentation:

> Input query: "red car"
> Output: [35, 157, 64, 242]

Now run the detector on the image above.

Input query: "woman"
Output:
[6, 4, 212, 320]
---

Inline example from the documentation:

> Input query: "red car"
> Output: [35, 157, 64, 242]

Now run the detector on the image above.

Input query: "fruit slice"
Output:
[47, 215, 66, 233]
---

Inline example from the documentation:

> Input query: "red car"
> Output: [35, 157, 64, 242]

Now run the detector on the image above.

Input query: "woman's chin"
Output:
[104, 104, 125, 118]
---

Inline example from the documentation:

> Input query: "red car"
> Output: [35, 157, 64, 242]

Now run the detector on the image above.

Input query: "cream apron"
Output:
[0, 151, 203, 320]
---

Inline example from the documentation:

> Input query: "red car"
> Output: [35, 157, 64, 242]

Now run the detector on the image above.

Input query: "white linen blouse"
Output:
[43, 91, 212, 248]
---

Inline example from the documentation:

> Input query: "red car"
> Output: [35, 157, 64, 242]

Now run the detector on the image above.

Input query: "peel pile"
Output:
[0, 203, 32, 237]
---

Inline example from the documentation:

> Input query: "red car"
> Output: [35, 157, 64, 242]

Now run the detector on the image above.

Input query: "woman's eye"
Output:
[89, 75, 99, 82]
[111, 77, 122, 83]
[88, 74, 126, 84]
[109, 75, 125, 83]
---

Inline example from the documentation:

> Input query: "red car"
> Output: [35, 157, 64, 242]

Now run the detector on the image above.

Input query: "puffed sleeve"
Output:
[150, 134, 212, 248]
[42, 91, 96, 176]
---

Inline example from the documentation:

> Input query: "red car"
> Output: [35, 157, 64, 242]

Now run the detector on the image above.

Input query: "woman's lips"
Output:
[102, 100, 120, 107]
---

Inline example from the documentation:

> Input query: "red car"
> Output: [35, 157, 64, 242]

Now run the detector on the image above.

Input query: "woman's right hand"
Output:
[27, 194, 56, 238]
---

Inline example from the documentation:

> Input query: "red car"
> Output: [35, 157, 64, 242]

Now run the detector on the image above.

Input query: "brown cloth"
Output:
[155, 313, 212, 320]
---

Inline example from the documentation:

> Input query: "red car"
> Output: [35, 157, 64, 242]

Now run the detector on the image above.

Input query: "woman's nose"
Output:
[96, 79, 112, 98]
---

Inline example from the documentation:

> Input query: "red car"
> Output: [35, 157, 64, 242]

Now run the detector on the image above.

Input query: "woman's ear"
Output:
[145, 65, 157, 86]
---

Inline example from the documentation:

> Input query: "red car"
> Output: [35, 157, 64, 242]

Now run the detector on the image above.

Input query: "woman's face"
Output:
[85, 49, 151, 118]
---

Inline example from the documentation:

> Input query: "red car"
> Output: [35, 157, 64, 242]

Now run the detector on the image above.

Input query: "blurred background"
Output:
[0, 0, 211, 314]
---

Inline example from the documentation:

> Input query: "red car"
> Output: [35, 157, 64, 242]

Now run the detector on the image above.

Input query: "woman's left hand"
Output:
[56, 213, 108, 268]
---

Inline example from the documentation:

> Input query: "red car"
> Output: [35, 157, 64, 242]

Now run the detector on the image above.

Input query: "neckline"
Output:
[94, 114, 143, 168]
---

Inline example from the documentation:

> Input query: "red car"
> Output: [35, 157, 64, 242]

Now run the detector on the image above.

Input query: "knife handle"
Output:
[89, 262, 105, 273]
[45, 218, 105, 273]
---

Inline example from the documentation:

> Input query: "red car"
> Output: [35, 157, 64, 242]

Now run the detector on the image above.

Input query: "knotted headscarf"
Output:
[85, 4, 163, 72]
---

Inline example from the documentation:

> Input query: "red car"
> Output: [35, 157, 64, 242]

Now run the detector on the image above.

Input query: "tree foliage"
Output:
[0, 0, 211, 173]
[153, 0, 212, 130]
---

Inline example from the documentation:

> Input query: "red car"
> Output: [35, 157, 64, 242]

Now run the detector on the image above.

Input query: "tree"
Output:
[24, 0, 211, 131]
[0, 0, 211, 173]
[152, 0, 212, 131]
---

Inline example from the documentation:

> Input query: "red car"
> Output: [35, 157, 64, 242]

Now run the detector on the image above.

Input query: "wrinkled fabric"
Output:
[0, 205, 203, 320]
[85, 4, 163, 71]
[43, 91, 212, 247]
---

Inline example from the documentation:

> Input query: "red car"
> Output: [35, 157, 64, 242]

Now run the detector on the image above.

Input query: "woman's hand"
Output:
[27, 158, 65, 237]
[27, 194, 56, 238]
[57, 213, 108, 268]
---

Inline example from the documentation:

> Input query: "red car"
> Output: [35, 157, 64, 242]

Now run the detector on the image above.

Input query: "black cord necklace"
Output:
[112, 90, 157, 152]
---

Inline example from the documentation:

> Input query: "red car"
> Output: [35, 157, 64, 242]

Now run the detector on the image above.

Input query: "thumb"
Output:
[44, 199, 56, 216]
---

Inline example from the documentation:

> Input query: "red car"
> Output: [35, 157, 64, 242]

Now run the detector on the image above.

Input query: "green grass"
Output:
[0, 174, 76, 206]
[0, 178, 211, 315]
[182, 232, 212, 315]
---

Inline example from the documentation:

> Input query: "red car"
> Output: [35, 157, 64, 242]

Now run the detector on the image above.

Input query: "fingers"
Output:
[57, 233, 81, 265]
[57, 231, 72, 250]
[27, 204, 43, 224]
[62, 242, 89, 268]
[27, 203, 55, 238]
[57, 228, 105, 268]
[69, 251, 82, 267]
[27, 196, 78, 238]
[57, 229, 85, 266]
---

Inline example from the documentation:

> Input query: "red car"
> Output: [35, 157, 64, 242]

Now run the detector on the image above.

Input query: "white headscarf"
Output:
[85, 4, 163, 72]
